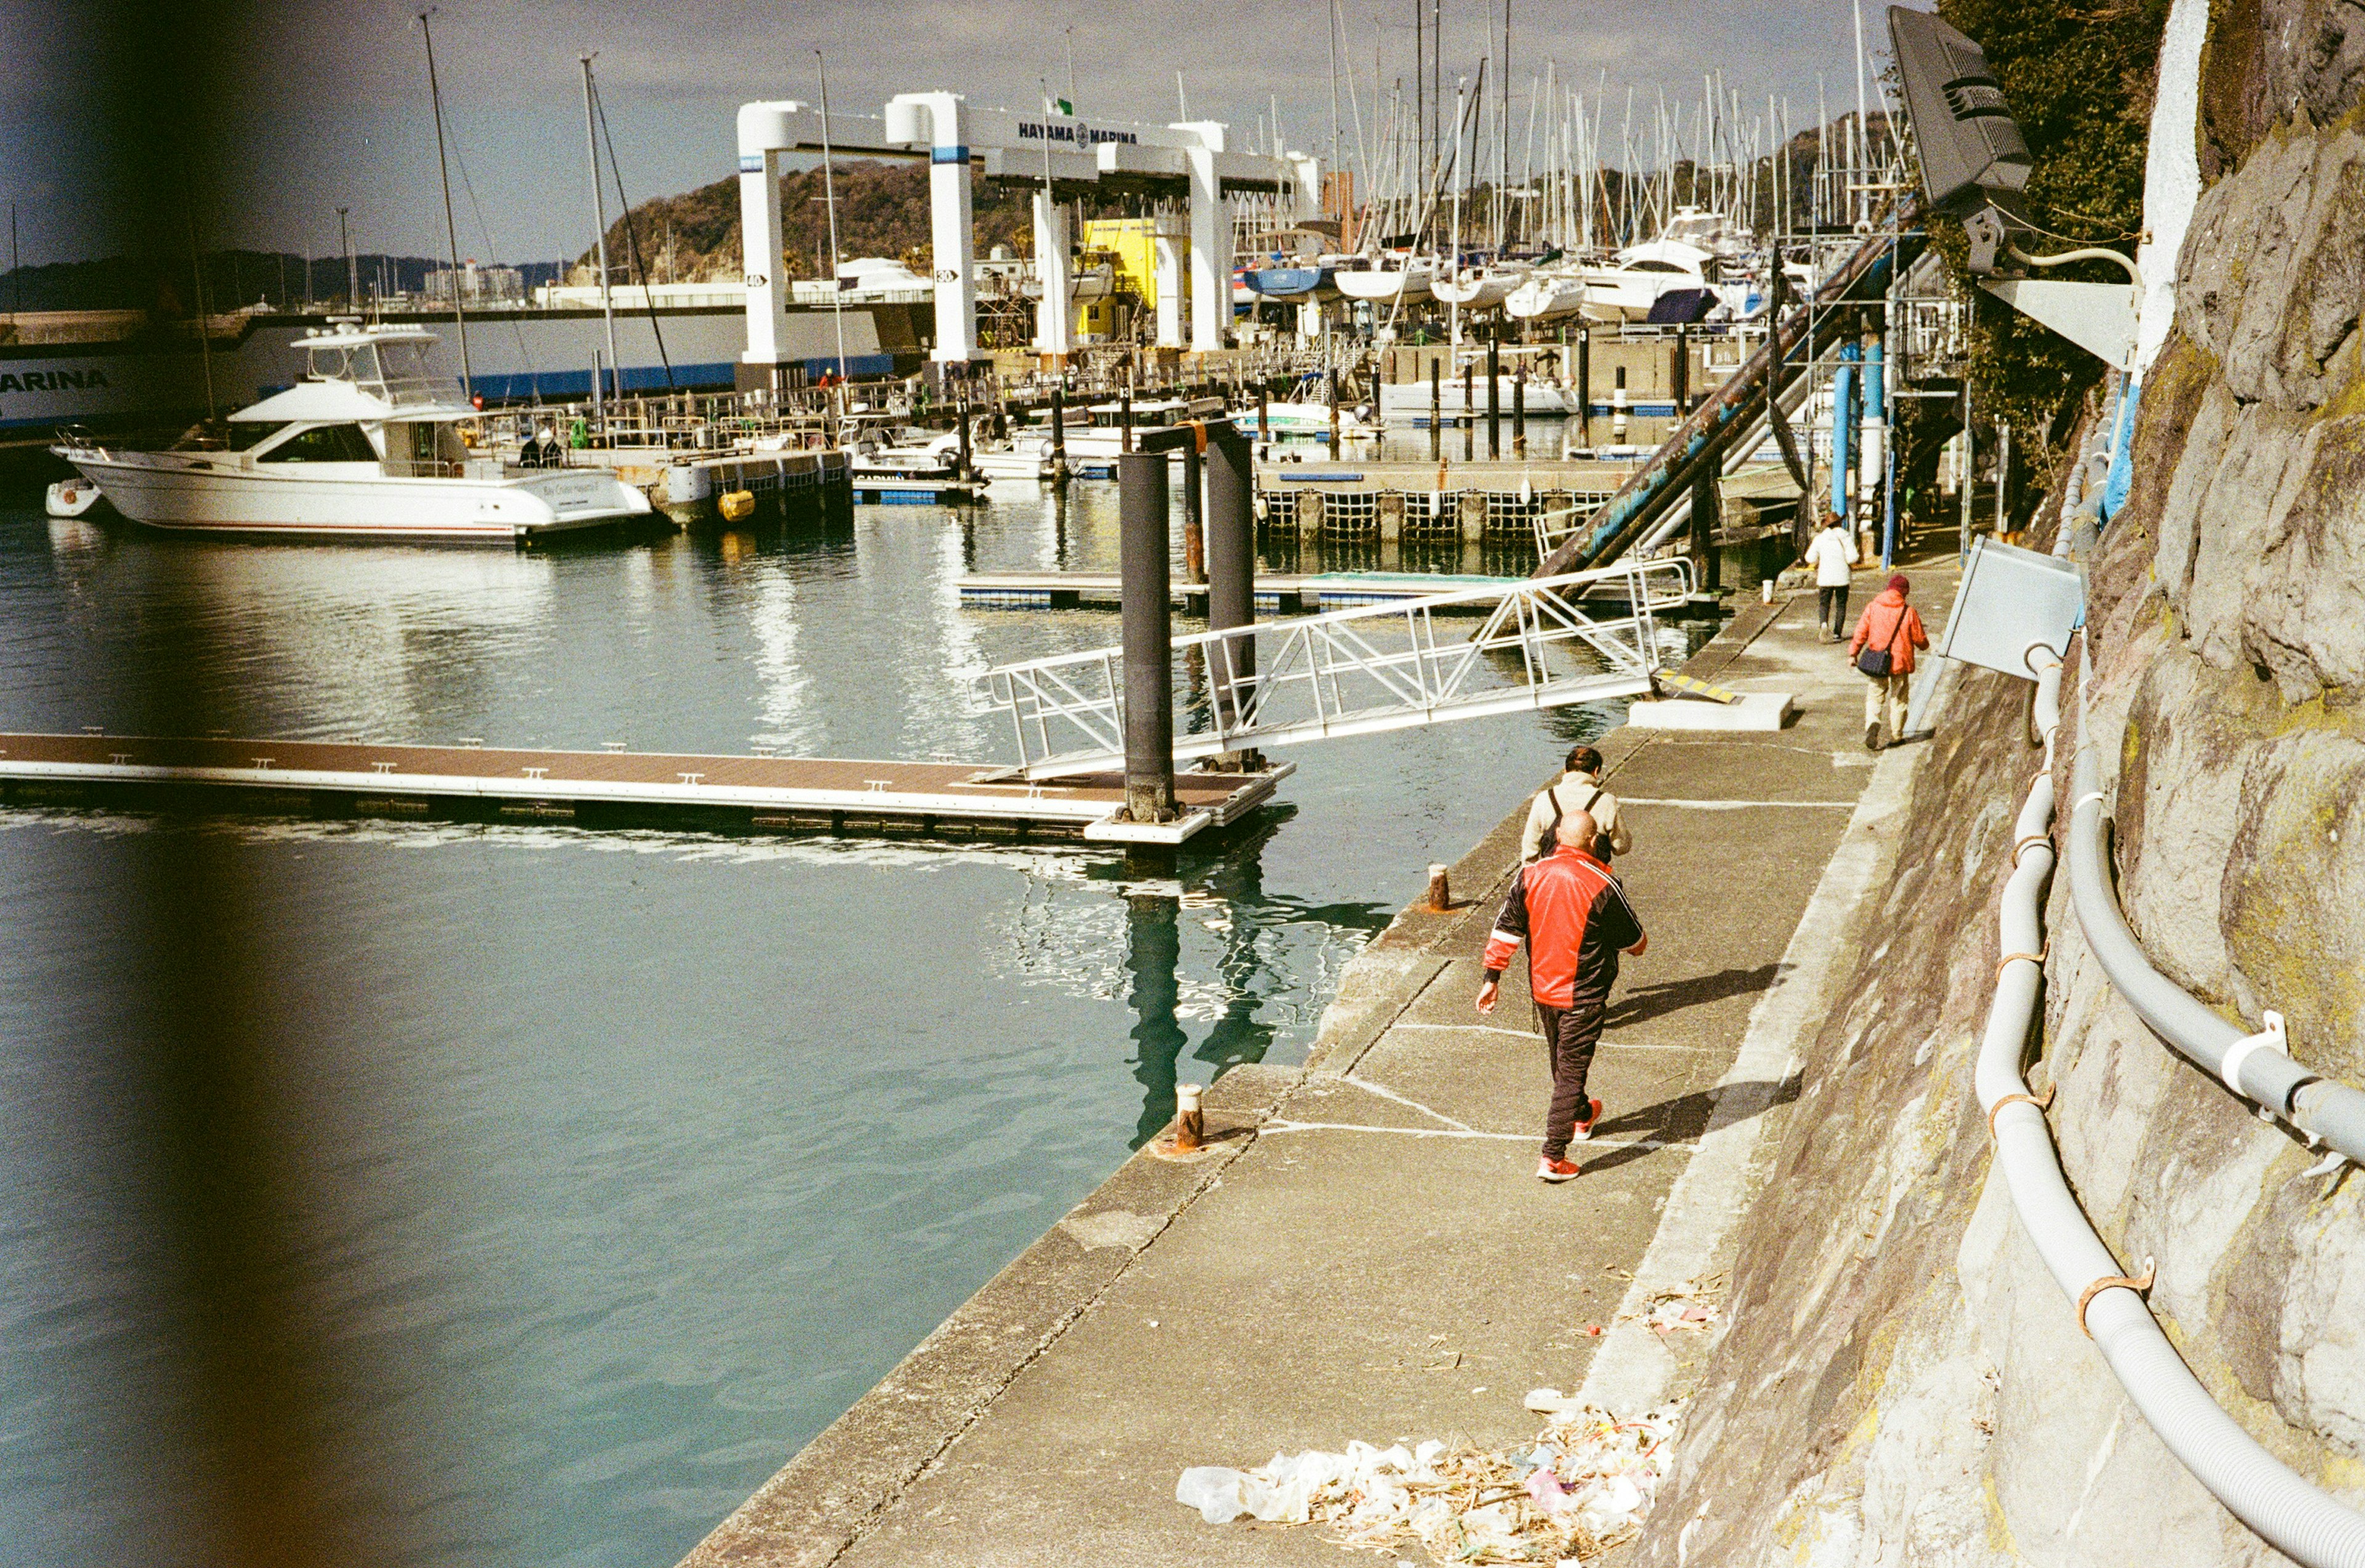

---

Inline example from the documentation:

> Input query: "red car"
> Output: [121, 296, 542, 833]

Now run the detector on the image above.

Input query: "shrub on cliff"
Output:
[1928, 0, 2172, 429]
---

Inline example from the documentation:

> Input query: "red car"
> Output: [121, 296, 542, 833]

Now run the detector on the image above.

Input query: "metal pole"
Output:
[1691, 461, 1720, 595]
[579, 54, 618, 417]
[339, 207, 357, 313]
[1204, 430, 1258, 748]
[1577, 326, 1591, 446]
[418, 9, 472, 400]
[1486, 335, 1500, 458]
[1995, 420, 2011, 536]
[1959, 374, 1974, 556]
[1050, 382, 1070, 485]
[1182, 440, 1206, 584]
[1429, 357, 1441, 459]
[1513, 365, 1526, 455]
[1118, 450, 1176, 823]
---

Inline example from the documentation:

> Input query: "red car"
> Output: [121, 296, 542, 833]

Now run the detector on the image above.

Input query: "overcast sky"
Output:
[7, 0, 1914, 269]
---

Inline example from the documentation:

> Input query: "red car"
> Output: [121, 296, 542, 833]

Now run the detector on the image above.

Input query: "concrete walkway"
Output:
[683, 566, 1961, 1568]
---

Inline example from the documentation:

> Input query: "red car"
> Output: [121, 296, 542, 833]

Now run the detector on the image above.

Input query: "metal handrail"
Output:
[978, 559, 1692, 778]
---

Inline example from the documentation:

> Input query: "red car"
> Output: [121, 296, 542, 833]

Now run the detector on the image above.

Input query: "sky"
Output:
[6, 0, 1914, 269]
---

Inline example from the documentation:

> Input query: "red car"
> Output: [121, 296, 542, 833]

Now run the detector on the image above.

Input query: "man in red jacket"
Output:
[1477, 808, 1649, 1182]
[1848, 573, 1930, 753]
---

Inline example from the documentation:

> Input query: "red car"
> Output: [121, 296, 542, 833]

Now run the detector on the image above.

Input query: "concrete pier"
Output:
[679, 558, 1963, 1567]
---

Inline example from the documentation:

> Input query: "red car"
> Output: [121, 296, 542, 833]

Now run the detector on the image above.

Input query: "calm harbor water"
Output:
[0, 474, 1662, 1568]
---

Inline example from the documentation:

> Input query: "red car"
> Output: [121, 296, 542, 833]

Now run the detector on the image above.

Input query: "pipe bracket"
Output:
[2077, 1258, 2157, 1338]
[2221, 1011, 2288, 1097]
[1988, 1086, 2056, 1138]
[1995, 946, 2048, 982]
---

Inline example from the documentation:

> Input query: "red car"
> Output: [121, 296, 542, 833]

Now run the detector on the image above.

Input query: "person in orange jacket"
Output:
[1478, 808, 1648, 1183]
[1849, 573, 1929, 752]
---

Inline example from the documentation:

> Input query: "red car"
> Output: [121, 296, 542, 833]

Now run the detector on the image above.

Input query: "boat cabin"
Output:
[194, 323, 477, 476]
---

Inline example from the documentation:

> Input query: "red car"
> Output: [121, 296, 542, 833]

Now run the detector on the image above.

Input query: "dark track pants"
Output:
[1817, 584, 1850, 639]
[1535, 1000, 1607, 1160]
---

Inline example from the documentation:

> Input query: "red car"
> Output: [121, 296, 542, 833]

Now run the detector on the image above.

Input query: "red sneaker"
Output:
[1572, 1098, 1604, 1142]
[1536, 1156, 1582, 1182]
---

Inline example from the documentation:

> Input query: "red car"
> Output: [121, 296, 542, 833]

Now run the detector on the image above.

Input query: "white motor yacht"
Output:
[52, 323, 652, 541]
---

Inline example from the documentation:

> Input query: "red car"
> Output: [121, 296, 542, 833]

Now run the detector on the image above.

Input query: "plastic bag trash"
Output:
[1175, 1466, 1248, 1524]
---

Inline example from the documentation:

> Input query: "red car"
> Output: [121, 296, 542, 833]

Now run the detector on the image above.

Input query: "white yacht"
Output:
[1503, 272, 1590, 323]
[1335, 256, 1438, 306]
[52, 322, 653, 541]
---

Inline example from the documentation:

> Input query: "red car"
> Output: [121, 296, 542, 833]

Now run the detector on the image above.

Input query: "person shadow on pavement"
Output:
[1574, 1074, 1803, 1178]
[1604, 962, 1784, 1030]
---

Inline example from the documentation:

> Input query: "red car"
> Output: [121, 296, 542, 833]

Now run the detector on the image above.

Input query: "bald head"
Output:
[1558, 809, 1599, 856]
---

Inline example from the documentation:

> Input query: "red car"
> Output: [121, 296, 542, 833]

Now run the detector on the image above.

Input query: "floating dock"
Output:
[958, 570, 1519, 613]
[0, 733, 1292, 846]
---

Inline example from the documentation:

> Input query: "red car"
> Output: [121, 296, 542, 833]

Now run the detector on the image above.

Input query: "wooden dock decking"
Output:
[959, 570, 1519, 612]
[0, 733, 1292, 846]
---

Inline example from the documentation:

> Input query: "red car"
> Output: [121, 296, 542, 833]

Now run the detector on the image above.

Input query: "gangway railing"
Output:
[977, 558, 1693, 780]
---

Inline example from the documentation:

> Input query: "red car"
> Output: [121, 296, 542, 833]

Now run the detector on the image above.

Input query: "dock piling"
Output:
[1486, 338, 1501, 459]
[1050, 384, 1070, 487]
[1429, 360, 1442, 459]
[1203, 430, 1258, 761]
[1118, 451, 1176, 823]
[1577, 328, 1592, 447]
[1181, 441, 1206, 585]
[1513, 367, 1526, 456]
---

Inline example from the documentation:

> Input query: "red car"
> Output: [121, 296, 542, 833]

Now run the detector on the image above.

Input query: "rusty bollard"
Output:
[1427, 863, 1452, 912]
[1173, 1083, 1205, 1152]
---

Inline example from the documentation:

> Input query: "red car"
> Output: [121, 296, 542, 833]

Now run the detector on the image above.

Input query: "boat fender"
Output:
[719, 489, 756, 522]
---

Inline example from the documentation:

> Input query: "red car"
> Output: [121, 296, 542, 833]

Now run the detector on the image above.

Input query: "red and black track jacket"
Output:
[1484, 845, 1644, 1009]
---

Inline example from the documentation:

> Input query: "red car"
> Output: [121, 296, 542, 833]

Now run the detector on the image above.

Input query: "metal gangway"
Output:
[977, 559, 1694, 780]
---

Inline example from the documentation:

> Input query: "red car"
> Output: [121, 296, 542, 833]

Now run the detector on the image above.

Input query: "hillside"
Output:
[580, 161, 1040, 285]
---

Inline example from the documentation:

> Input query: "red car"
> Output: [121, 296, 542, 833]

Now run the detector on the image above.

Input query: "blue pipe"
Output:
[1831, 341, 1859, 521]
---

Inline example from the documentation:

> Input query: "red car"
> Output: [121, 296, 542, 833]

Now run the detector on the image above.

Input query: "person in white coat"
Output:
[1802, 509, 1859, 642]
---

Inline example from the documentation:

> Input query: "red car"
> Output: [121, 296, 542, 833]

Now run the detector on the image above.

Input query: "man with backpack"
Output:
[1848, 573, 1930, 753]
[1801, 508, 1859, 641]
[1478, 807, 1648, 1182]
[1518, 745, 1632, 865]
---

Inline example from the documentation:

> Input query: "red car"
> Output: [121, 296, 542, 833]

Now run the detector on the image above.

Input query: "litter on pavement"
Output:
[1174, 1399, 1685, 1564]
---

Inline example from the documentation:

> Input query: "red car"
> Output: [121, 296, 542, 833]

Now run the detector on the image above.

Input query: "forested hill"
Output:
[579, 161, 1037, 285]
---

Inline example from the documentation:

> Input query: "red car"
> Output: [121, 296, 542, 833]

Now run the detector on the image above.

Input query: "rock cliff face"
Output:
[1626, 4, 2365, 1561]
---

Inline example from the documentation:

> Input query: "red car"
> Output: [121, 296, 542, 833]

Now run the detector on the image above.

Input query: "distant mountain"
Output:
[0, 252, 567, 315]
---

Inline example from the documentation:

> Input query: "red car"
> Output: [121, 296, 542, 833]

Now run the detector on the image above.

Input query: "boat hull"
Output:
[1335, 270, 1436, 305]
[60, 454, 653, 540]
[1376, 378, 1573, 424]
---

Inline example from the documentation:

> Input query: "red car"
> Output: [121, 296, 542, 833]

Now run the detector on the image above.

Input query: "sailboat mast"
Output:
[579, 54, 618, 415]
[815, 50, 849, 383]
[418, 7, 472, 400]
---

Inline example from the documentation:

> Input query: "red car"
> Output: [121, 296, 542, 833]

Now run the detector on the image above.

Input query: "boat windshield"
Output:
[304, 338, 466, 408]
[376, 339, 466, 406]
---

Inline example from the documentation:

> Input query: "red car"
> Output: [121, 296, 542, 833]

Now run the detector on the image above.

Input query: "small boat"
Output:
[1245, 264, 1341, 302]
[1241, 402, 1377, 440]
[1431, 264, 1526, 312]
[1335, 256, 1437, 305]
[51, 322, 653, 541]
[845, 427, 985, 503]
[1376, 373, 1574, 425]
[1503, 273, 1589, 324]
[44, 477, 107, 519]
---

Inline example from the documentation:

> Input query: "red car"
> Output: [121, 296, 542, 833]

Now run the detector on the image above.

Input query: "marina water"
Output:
[0, 477, 1664, 1567]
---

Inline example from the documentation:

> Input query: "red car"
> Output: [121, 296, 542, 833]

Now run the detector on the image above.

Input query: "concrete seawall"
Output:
[681, 563, 1961, 1568]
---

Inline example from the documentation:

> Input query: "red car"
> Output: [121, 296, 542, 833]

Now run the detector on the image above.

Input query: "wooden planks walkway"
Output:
[0, 733, 1291, 845]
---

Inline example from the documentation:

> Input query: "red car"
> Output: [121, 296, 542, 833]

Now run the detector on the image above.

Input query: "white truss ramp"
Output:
[978, 559, 1695, 780]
